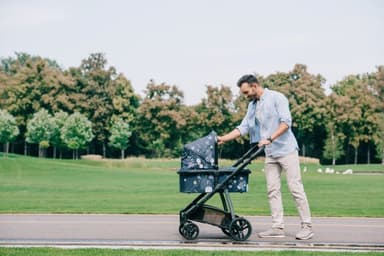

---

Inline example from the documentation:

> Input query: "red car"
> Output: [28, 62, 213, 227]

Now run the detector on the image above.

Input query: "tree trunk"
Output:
[301, 144, 306, 157]
[24, 142, 27, 156]
[72, 150, 75, 160]
[4, 142, 9, 158]
[53, 147, 57, 159]
[382, 151, 384, 165]
[354, 147, 358, 165]
[102, 142, 106, 158]
[121, 149, 124, 160]
[367, 145, 370, 164]
[331, 131, 336, 165]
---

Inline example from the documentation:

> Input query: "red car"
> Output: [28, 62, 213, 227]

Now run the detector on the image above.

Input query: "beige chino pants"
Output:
[264, 150, 312, 229]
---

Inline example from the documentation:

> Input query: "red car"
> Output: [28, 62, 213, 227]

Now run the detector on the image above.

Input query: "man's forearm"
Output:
[259, 122, 289, 147]
[217, 129, 241, 144]
[270, 122, 289, 141]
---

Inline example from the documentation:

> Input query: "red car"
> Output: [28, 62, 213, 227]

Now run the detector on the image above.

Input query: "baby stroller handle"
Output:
[232, 144, 263, 167]
[215, 146, 264, 192]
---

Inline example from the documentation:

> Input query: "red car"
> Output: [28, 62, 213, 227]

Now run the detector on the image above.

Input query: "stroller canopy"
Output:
[181, 131, 218, 170]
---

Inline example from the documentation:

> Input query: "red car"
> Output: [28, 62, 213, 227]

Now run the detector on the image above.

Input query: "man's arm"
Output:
[258, 122, 289, 147]
[217, 128, 241, 145]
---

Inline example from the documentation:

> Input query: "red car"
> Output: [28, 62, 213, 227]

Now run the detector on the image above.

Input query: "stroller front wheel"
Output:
[229, 217, 252, 241]
[179, 221, 199, 240]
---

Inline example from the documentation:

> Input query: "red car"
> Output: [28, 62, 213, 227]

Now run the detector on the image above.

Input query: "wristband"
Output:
[267, 137, 273, 143]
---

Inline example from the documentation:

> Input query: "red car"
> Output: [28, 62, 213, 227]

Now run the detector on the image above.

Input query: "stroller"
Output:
[177, 131, 264, 241]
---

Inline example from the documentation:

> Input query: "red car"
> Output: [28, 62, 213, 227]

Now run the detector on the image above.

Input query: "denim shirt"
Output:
[236, 88, 298, 158]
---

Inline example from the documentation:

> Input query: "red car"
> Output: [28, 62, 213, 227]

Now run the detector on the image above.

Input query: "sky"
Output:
[0, 0, 383, 105]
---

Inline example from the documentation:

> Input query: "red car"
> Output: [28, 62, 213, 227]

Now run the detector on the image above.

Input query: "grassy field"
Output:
[0, 153, 383, 216]
[0, 248, 383, 256]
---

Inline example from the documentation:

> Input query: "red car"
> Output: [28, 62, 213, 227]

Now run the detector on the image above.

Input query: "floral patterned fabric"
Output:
[181, 131, 218, 170]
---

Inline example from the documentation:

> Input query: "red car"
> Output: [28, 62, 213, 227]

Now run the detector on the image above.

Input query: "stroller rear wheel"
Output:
[179, 221, 199, 240]
[229, 217, 252, 241]
[221, 227, 231, 236]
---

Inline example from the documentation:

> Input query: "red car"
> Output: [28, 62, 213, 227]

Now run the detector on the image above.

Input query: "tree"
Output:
[373, 113, 384, 165]
[323, 123, 345, 165]
[322, 93, 349, 165]
[194, 85, 242, 158]
[75, 53, 139, 158]
[195, 85, 234, 134]
[108, 117, 132, 159]
[61, 112, 94, 160]
[370, 66, 384, 164]
[0, 109, 19, 157]
[25, 109, 57, 158]
[332, 74, 380, 164]
[51, 111, 69, 159]
[0, 53, 70, 155]
[262, 64, 327, 158]
[135, 80, 186, 157]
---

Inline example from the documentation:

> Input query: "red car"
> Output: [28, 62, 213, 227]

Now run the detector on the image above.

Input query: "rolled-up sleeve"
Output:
[276, 93, 292, 127]
[236, 103, 253, 136]
[236, 114, 249, 136]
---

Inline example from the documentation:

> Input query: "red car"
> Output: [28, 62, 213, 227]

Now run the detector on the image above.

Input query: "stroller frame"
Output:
[179, 144, 264, 241]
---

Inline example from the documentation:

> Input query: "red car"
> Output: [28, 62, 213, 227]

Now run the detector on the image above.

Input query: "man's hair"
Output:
[237, 74, 259, 87]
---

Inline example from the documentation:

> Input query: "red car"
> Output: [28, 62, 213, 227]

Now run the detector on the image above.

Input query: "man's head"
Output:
[237, 74, 263, 101]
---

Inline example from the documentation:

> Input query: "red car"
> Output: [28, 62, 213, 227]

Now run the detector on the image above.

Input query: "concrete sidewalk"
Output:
[0, 214, 383, 252]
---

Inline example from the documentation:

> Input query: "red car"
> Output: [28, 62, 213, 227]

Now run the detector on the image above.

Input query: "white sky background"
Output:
[0, 0, 383, 105]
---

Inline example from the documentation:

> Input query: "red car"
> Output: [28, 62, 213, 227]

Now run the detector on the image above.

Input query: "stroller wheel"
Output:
[229, 217, 252, 241]
[179, 221, 199, 240]
[221, 228, 231, 237]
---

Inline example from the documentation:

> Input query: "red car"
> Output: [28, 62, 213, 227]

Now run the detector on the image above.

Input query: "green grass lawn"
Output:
[0, 248, 383, 256]
[0, 153, 383, 216]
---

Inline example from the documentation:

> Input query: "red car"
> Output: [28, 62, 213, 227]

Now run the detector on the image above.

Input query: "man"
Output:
[217, 74, 313, 240]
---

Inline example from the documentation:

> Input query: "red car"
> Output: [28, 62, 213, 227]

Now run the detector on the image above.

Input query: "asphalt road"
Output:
[0, 214, 383, 252]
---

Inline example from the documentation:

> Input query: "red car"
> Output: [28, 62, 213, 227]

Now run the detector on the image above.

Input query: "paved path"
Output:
[0, 214, 383, 252]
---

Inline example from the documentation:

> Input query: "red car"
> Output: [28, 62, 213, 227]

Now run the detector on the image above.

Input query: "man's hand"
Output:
[217, 129, 241, 145]
[258, 139, 272, 147]
[217, 136, 225, 145]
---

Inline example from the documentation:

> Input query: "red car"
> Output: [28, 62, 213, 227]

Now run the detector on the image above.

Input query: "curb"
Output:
[1, 240, 383, 252]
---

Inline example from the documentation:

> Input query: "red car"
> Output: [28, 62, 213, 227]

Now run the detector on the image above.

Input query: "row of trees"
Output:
[0, 52, 383, 164]
[0, 108, 131, 159]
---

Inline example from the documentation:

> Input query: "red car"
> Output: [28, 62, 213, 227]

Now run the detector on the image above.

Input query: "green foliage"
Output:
[373, 113, 384, 163]
[0, 51, 383, 163]
[135, 80, 187, 158]
[25, 109, 56, 145]
[332, 74, 381, 164]
[51, 111, 69, 150]
[0, 109, 19, 143]
[69, 53, 140, 157]
[0, 109, 19, 157]
[262, 64, 326, 157]
[108, 117, 132, 159]
[25, 108, 57, 157]
[322, 126, 345, 165]
[0, 53, 70, 130]
[60, 112, 94, 158]
[195, 85, 235, 134]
